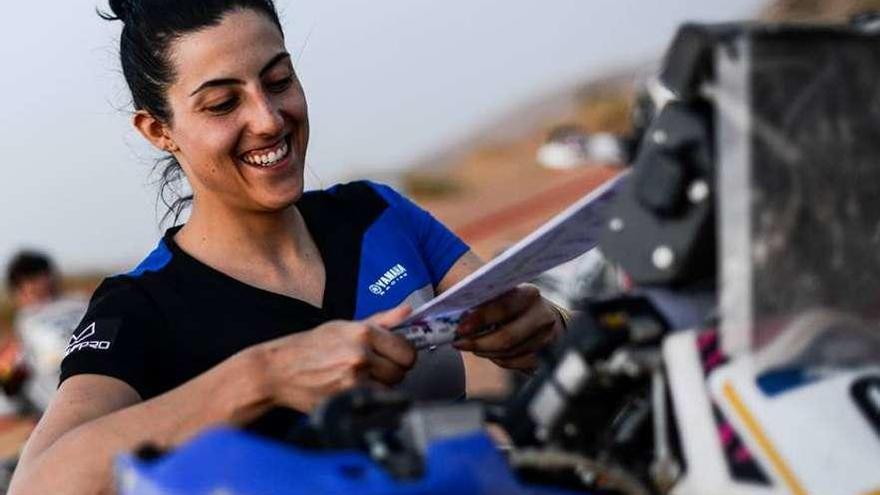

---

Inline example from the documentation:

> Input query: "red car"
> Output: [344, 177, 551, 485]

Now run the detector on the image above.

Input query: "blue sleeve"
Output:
[367, 182, 470, 286]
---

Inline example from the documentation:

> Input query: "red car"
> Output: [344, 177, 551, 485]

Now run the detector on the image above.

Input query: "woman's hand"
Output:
[453, 285, 564, 372]
[257, 304, 416, 412]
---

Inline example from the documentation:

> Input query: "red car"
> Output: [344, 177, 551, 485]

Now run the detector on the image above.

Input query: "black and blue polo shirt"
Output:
[59, 182, 470, 423]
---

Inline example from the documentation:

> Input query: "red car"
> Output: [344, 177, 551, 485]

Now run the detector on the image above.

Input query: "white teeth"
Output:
[243, 140, 289, 166]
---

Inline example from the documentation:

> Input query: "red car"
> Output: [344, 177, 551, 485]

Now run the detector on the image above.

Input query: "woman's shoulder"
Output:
[299, 181, 410, 224]
[86, 237, 180, 318]
[303, 180, 403, 207]
[85, 275, 160, 319]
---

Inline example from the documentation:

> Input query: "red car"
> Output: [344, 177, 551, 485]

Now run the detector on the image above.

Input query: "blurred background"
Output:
[0, 0, 767, 272]
[1, 0, 879, 458]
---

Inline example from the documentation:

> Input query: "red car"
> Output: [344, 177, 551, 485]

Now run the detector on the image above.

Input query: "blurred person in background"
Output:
[6, 252, 60, 311]
[0, 251, 86, 493]
[2, 251, 87, 414]
[9, 1, 569, 493]
[0, 251, 61, 408]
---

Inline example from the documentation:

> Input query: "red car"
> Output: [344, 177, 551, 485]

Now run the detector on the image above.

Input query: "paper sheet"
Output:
[402, 170, 628, 327]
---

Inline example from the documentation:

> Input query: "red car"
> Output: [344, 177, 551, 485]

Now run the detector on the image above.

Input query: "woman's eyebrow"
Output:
[189, 52, 292, 97]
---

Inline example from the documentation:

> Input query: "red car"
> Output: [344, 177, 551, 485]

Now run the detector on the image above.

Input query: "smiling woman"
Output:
[117, 2, 310, 221]
[7, 1, 565, 493]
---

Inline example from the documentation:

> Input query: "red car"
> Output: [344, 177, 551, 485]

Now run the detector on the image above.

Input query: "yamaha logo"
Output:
[369, 263, 408, 296]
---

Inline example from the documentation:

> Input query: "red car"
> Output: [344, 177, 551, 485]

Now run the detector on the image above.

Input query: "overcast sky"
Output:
[0, 0, 765, 273]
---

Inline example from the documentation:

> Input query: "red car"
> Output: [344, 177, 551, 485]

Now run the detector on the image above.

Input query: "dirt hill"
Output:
[402, 78, 632, 259]
[763, 0, 880, 20]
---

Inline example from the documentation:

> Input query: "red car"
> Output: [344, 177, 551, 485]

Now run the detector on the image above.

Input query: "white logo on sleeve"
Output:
[368, 263, 408, 296]
[70, 322, 96, 343]
[65, 321, 114, 356]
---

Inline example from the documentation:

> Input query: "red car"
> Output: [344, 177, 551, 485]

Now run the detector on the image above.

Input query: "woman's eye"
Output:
[206, 98, 238, 114]
[266, 75, 294, 93]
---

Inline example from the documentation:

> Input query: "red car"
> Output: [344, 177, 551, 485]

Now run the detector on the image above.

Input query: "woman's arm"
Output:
[436, 250, 484, 294]
[10, 307, 415, 495]
[10, 346, 268, 495]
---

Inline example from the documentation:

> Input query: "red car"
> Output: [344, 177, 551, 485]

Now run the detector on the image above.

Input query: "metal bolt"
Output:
[652, 129, 668, 145]
[687, 180, 710, 203]
[536, 426, 549, 442]
[608, 217, 624, 232]
[369, 441, 389, 460]
[652, 246, 675, 270]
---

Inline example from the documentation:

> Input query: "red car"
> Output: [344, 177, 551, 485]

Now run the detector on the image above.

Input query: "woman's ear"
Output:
[133, 110, 178, 152]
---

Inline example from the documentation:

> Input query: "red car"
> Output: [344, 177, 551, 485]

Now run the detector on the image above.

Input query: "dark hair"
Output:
[99, 0, 285, 224]
[6, 251, 55, 292]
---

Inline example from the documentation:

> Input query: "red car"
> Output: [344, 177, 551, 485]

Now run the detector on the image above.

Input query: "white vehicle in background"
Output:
[536, 125, 627, 169]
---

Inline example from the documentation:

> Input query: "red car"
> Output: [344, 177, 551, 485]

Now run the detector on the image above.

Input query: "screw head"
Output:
[652, 129, 668, 145]
[652, 245, 675, 270]
[687, 180, 710, 203]
[609, 217, 624, 232]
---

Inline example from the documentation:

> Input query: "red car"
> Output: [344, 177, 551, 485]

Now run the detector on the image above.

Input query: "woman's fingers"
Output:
[363, 323, 413, 385]
[366, 303, 412, 328]
[472, 318, 556, 359]
[277, 305, 417, 398]
[364, 304, 417, 370]
[457, 285, 541, 336]
[267, 318, 418, 412]
[455, 293, 556, 354]
[366, 352, 409, 385]
[452, 289, 564, 373]
[368, 324, 417, 369]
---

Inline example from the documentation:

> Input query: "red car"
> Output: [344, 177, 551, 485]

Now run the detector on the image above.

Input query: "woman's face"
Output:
[161, 9, 309, 213]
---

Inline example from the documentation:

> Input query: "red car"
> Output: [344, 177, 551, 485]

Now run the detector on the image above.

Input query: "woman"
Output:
[10, 1, 564, 493]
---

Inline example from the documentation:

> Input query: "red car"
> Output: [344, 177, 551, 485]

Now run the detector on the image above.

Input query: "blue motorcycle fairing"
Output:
[117, 428, 581, 495]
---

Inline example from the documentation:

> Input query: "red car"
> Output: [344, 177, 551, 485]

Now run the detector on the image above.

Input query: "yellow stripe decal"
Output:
[722, 381, 808, 495]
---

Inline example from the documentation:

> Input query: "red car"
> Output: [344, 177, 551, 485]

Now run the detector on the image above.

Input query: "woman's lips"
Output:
[240, 136, 291, 167]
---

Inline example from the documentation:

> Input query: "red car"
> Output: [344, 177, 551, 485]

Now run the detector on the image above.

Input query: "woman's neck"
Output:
[175, 199, 310, 270]
[172, 197, 326, 306]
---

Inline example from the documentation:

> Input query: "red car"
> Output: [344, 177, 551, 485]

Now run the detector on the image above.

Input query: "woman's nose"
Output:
[249, 92, 285, 137]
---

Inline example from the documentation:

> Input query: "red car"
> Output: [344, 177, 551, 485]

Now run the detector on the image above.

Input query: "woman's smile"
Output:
[239, 134, 293, 170]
